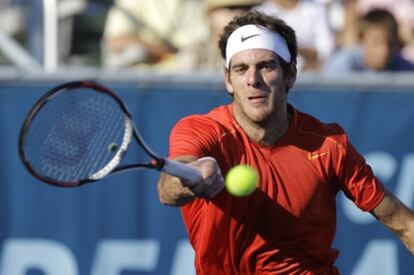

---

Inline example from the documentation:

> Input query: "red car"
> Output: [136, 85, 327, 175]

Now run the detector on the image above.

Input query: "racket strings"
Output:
[48, 97, 99, 180]
[74, 94, 123, 179]
[46, 101, 94, 167]
[24, 88, 128, 184]
[28, 98, 86, 180]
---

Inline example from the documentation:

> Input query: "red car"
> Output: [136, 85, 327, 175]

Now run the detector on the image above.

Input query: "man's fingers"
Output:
[185, 157, 224, 199]
[204, 175, 224, 198]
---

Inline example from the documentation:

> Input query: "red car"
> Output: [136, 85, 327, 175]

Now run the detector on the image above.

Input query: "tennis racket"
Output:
[18, 80, 202, 187]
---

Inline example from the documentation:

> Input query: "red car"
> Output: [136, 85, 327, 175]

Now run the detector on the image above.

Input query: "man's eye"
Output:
[261, 62, 276, 70]
[233, 66, 246, 73]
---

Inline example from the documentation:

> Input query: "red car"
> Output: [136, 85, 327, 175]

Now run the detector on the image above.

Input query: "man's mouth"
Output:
[248, 95, 266, 102]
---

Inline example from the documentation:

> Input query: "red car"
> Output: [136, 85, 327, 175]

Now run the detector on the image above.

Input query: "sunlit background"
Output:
[1, 1, 414, 274]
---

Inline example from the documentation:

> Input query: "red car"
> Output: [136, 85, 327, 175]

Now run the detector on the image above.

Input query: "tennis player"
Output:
[157, 11, 414, 274]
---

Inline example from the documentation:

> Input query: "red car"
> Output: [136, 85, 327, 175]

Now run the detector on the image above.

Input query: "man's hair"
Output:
[359, 9, 399, 41]
[218, 10, 298, 72]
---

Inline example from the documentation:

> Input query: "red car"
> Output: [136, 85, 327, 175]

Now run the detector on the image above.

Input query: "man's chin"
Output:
[246, 111, 270, 124]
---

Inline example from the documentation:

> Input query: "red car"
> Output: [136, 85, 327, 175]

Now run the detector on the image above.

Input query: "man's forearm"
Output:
[372, 190, 414, 254]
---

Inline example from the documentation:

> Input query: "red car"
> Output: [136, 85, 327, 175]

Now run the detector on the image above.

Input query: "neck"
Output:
[234, 105, 292, 147]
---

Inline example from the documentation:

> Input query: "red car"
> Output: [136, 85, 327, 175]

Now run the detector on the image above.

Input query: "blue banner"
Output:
[0, 82, 413, 275]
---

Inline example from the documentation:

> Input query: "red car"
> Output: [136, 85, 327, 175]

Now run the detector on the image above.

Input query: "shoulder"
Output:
[293, 109, 348, 150]
[171, 105, 234, 142]
[389, 55, 414, 71]
[174, 105, 232, 130]
[169, 105, 235, 159]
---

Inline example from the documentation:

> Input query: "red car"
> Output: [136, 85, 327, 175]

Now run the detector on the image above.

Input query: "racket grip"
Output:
[161, 159, 202, 186]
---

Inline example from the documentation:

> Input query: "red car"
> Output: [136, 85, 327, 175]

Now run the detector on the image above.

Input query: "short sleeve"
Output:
[169, 115, 221, 159]
[337, 136, 385, 211]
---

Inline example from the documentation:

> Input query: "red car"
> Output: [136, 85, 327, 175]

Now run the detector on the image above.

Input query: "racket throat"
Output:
[151, 159, 165, 170]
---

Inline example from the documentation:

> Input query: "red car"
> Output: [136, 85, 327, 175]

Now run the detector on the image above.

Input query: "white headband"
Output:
[225, 24, 291, 68]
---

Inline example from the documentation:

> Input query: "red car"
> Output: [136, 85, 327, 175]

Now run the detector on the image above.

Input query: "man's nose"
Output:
[246, 68, 262, 86]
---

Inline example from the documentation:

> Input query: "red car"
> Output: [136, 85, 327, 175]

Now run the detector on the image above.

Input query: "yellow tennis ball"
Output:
[225, 165, 258, 197]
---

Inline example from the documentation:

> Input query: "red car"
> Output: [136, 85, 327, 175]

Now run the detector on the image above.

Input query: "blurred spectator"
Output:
[102, 0, 208, 72]
[340, 0, 414, 63]
[197, 0, 262, 71]
[254, 0, 335, 71]
[314, 0, 347, 48]
[0, 0, 26, 37]
[324, 9, 414, 73]
[358, 0, 414, 50]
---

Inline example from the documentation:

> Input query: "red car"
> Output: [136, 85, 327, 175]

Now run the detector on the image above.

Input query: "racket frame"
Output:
[19, 81, 200, 187]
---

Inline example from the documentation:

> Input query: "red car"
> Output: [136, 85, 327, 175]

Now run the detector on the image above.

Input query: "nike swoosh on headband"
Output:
[241, 34, 260, 42]
[226, 24, 292, 68]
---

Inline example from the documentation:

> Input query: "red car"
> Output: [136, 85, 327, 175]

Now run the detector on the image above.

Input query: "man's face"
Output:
[361, 26, 397, 70]
[224, 49, 295, 124]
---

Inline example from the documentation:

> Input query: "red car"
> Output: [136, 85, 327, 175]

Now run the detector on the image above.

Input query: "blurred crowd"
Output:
[1, 0, 414, 73]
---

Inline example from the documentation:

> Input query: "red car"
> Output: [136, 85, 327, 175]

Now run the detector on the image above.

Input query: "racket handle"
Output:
[161, 159, 202, 186]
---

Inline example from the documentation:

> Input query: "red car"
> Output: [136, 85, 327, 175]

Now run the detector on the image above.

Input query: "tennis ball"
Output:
[225, 165, 258, 197]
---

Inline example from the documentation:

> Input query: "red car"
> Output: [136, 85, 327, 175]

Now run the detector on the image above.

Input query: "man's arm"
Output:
[157, 156, 224, 207]
[371, 189, 414, 254]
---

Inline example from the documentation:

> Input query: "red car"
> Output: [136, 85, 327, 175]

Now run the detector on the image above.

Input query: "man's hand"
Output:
[157, 156, 224, 206]
[184, 157, 225, 199]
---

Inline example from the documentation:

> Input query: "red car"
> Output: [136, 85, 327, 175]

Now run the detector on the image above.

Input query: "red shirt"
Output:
[169, 104, 385, 275]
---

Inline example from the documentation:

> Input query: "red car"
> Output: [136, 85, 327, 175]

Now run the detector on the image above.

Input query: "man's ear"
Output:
[224, 69, 234, 95]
